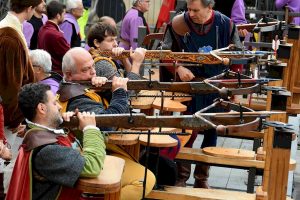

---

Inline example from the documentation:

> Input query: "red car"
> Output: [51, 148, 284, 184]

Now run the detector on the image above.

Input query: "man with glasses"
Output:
[119, 0, 151, 50]
[60, 0, 84, 47]
[30, 49, 62, 95]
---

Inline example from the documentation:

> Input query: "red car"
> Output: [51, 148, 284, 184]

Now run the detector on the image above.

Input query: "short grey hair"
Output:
[62, 48, 79, 75]
[132, 0, 142, 6]
[186, 0, 215, 7]
[66, 0, 82, 12]
[29, 49, 52, 73]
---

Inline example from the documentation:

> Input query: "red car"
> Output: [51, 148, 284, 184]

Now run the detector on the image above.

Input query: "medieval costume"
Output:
[214, 0, 247, 25]
[276, 0, 300, 25]
[119, 8, 150, 50]
[0, 12, 35, 129]
[161, 10, 242, 188]
[6, 122, 106, 200]
[23, 14, 48, 49]
[60, 13, 82, 47]
[0, 11, 36, 195]
[57, 84, 156, 200]
[38, 21, 70, 74]
[39, 72, 63, 95]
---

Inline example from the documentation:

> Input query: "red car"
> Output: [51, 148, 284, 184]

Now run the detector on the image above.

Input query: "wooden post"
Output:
[257, 124, 293, 200]
[261, 113, 287, 190]
[277, 43, 292, 89]
[285, 26, 300, 113]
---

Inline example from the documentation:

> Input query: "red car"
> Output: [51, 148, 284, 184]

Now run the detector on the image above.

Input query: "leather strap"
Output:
[23, 129, 58, 151]
[171, 13, 190, 36]
[57, 83, 88, 102]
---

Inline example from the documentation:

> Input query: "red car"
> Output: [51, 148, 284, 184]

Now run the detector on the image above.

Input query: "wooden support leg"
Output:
[256, 124, 293, 200]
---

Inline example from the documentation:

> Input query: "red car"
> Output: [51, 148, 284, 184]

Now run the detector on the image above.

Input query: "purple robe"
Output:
[231, 0, 247, 24]
[22, 14, 48, 48]
[59, 13, 80, 46]
[119, 8, 149, 50]
[276, 0, 300, 25]
[39, 73, 62, 95]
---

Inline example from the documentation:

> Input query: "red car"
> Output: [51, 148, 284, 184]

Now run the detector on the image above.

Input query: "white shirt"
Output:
[0, 12, 28, 48]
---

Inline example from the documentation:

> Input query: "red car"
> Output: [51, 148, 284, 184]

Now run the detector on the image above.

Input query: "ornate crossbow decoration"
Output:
[90, 45, 274, 65]
[67, 70, 290, 100]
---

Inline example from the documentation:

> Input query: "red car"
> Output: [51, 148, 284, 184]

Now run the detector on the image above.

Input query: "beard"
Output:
[48, 112, 64, 128]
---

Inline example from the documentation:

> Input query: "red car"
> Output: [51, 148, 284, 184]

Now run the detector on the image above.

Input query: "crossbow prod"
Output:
[61, 99, 285, 136]
[66, 70, 290, 100]
[90, 45, 274, 65]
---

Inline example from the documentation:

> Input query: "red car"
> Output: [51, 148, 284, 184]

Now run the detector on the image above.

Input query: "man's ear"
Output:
[37, 103, 47, 115]
[64, 71, 72, 81]
[93, 39, 100, 48]
[27, 6, 33, 12]
[36, 66, 43, 74]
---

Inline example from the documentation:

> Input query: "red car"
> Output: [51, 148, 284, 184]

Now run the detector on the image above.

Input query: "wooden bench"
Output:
[76, 155, 125, 200]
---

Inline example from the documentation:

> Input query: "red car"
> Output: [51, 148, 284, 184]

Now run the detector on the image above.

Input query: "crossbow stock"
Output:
[70, 70, 290, 99]
[61, 99, 285, 136]
[90, 45, 274, 65]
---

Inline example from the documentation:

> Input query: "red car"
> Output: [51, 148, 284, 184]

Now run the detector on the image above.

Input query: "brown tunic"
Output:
[0, 27, 35, 128]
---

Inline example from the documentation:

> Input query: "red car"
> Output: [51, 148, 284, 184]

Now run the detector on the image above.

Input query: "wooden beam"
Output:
[147, 186, 256, 200]
[176, 147, 296, 171]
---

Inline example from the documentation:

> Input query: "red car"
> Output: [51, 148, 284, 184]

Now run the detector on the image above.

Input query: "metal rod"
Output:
[103, 131, 191, 135]
[142, 130, 151, 199]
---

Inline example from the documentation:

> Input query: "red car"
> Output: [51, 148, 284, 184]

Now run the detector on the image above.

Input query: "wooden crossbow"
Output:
[61, 99, 285, 136]
[66, 70, 290, 100]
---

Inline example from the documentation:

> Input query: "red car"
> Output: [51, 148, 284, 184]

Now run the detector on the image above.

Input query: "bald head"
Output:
[99, 16, 117, 28]
[62, 47, 96, 81]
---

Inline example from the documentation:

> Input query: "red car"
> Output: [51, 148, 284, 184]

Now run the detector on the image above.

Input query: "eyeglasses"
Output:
[73, 7, 84, 11]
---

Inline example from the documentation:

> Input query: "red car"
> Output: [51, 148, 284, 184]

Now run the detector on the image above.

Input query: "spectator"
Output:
[60, 0, 84, 47]
[23, 0, 47, 49]
[38, 0, 70, 75]
[119, 0, 151, 50]
[29, 49, 62, 94]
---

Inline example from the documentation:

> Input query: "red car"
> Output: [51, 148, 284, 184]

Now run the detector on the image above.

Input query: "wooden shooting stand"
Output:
[284, 26, 300, 113]
[139, 128, 179, 148]
[148, 126, 295, 200]
[76, 155, 125, 200]
[203, 147, 256, 160]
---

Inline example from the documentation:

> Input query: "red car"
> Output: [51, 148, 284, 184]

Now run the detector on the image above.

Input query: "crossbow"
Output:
[237, 20, 287, 33]
[90, 45, 273, 65]
[61, 99, 285, 136]
[67, 70, 289, 100]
